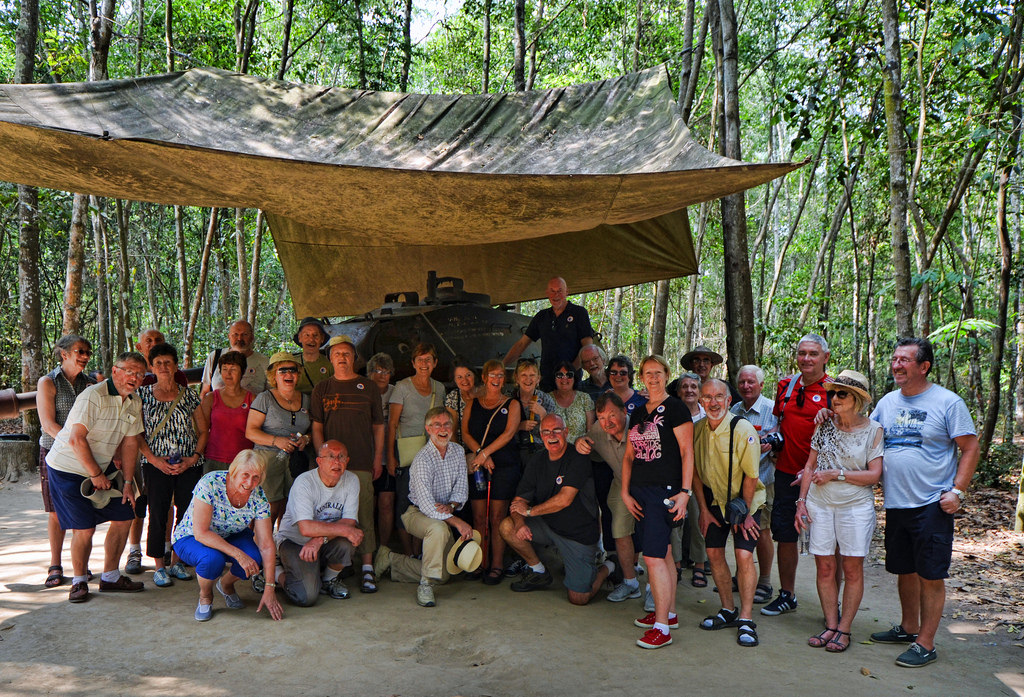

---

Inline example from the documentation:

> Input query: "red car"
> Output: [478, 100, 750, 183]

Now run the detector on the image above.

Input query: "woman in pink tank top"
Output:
[199, 351, 254, 472]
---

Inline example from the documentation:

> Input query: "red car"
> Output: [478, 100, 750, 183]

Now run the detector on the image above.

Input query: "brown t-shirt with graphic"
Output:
[310, 376, 384, 472]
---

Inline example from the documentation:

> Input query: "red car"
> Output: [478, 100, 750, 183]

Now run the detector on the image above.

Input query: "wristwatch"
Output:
[836, 471, 846, 482]
[949, 487, 966, 503]
[525, 507, 533, 517]
[680, 487, 692, 496]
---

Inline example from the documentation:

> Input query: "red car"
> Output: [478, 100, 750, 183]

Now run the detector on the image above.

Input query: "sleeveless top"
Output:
[39, 366, 95, 450]
[466, 397, 520, 469]
[206, 389, 256, 463]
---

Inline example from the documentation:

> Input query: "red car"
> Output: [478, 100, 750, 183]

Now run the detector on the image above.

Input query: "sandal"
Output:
[736, 619, 759, 647]
[825, 630, 851, 653]
[753, 582, 773, 604]
[360, 571, 378, 594]
[691, 564, 709, 588]
[808, 627, 838, 648]
[45, 565, 64, 588]
[481, 567, 504, 586]
[699, 607, 739, 630]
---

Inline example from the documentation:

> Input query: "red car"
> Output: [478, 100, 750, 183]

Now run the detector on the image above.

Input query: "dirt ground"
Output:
[1, 478, 1022, 697]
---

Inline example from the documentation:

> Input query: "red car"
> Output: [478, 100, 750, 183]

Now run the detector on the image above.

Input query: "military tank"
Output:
[324, 271, 540, 381]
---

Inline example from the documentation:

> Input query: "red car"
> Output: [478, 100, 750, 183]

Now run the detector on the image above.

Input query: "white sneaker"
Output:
[643, 584, 655, 612]
[417, 583, 436, 607]
[607, 581, 642, 602]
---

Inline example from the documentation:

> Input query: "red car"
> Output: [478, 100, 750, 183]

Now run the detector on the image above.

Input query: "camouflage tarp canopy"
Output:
[0, 66, 799, 316]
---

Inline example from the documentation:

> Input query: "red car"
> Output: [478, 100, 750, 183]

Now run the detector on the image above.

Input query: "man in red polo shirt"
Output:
[761, 334, 830, 617]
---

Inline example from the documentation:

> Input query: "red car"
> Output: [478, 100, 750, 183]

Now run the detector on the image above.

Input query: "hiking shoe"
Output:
[760, 590, 797, 615]
[216, 580, 246, 609]
[152, 568, 173, 587]
[634, 612, 679, 629]
[636, 628, 673, 649]
[321, 575, 350, 600]
[417, 583, 436, 607]
[168, 562, 193, 580]
[607, 581, 642, 602]
[125, 550, 143, 575]
[871, 624, 918, 644]
[68, 581, 89, 603]
[98, 575, 144, 592]
[643, 584, 655, 612]
[505, 558, 528, 577]
[373, 545, 393, 579]
[194, 603, 212, 622]
[895, 642, 937, 668]
[510, 569, 553, 592]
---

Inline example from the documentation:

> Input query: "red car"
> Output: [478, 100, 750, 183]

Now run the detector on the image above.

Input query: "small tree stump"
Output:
[0, 437, 35, 483]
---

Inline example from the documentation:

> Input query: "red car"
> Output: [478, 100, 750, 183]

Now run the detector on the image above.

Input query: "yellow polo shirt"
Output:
[694, 415, 765, 516]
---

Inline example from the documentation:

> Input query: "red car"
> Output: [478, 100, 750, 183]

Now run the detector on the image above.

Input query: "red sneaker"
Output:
[637, 628, 673, 649]
[634, 611, 679, 629]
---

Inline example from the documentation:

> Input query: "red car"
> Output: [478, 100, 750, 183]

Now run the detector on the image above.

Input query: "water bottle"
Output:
[166, 452, 181, 466]
[472, 468, 488, 493]
[799, 515, 810, 556]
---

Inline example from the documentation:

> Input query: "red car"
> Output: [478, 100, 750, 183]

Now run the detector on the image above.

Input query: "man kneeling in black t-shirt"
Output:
[499, 414, 613, 605]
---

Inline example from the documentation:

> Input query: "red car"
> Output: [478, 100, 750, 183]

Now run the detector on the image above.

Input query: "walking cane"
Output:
[483, 469, 492, 562]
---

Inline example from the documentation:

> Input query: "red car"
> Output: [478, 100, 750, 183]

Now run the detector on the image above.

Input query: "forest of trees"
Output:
[0, 0, 1021, 487]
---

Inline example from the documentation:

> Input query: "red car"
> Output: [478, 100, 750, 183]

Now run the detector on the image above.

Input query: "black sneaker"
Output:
[504, 559, 528, 578]
[510, 569, 553, 592]
[895, 642, 937, 668]
[760, 590, 797, 616]
[870, 624, 918, 644]
[320, 575, 350, 599]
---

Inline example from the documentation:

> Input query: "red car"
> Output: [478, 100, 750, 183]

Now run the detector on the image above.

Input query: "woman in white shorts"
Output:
[795, 370, 882, 653]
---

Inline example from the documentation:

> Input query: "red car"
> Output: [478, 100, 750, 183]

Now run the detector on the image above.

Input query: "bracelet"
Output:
[265, 581, 277, 588]
[796, 497, 806, 503]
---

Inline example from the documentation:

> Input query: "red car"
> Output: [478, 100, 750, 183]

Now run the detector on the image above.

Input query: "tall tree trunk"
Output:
[175, 205, 189, 332]
[233, 0, 258, 74]
[115, 199, 132, 352]
[165, 0, 174, 71]
[609, 287, 624, 356]
[139, 216, 159, 327]
[526, 0, 545, 89]
[400, 0, 412, 90]
[354, 0, 367, 89]
[881, 0, 915, 337]
[682, 11, 709, 122]
[716, 0, 755, 379]
[247, 210, 264, 327]
[513, 0, 526, 90]
[184, 209, 220, 367]
[63, 194, 88, 334]
[632, 0, 643, 72]
[650, 279, 670, 355]
[90, 196, 112, 371]
[235, 208, 248, 320]
[482, 0, 491, 92]
[216, 232, 232, 324]
[277, 0, 294, 80]
[135, 0, 144, 75]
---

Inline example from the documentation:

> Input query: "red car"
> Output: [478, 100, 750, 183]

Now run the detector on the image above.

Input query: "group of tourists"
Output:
[35, 276, 979, 667]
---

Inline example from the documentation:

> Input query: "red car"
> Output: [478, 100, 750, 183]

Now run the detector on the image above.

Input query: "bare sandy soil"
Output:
[1, 478, 1021, 697]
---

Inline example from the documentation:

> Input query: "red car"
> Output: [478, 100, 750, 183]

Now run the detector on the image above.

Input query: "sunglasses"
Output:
[555, 372, 574, 379]
[608, 369, 628, 377]
[795, 385, 806, 408]
[833, 390, 850, 399]
[277, 366, 298, 374]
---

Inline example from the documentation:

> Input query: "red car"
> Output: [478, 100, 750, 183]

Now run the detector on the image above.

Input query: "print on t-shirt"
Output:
[884, 408, 928, 448]
[631, 416, 665, 461]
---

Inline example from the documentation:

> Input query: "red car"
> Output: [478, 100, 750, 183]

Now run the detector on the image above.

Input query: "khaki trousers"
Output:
[388, 506, 455, 585]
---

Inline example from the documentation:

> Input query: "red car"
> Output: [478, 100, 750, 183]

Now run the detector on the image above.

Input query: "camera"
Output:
[760, 431, 784, 453]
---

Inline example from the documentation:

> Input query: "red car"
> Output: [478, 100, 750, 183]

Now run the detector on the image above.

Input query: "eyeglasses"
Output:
[321, 453, 348, 461]
[114, 366, 145, 379]
[487, 372, 504, 378]
[73, 348, 92, 356]
[277, 366, 298, 374]
[701, 393, 729, 402]
[372, 368, 391, 375]
[540, 428, 565, 436]
[555, 372, 574, 379]
[891, 356, 918, 366]
[413, 356, 434, 365]
[608, 369, 628, 377]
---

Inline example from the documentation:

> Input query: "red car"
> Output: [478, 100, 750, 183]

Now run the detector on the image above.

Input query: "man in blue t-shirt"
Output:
[869, 337, 979, 669]
[503, 277, 594, 391]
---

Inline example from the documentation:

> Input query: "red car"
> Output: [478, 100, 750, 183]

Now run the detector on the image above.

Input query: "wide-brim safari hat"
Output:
[445, 529, 483, 575]
[292, 317, 329, 349]
[268, 351, 299, 369]
[679, 344, 724, 370]
[826, 369, 872, 403]
[79, 469, 125, 509]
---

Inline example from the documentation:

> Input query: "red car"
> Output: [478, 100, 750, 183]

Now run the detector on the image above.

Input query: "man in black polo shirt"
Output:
[499, 414, 612, 605]
[503, 277, 594, 391]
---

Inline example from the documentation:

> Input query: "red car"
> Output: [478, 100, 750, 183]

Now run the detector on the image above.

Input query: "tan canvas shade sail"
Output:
[0, 65, 800, 315]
